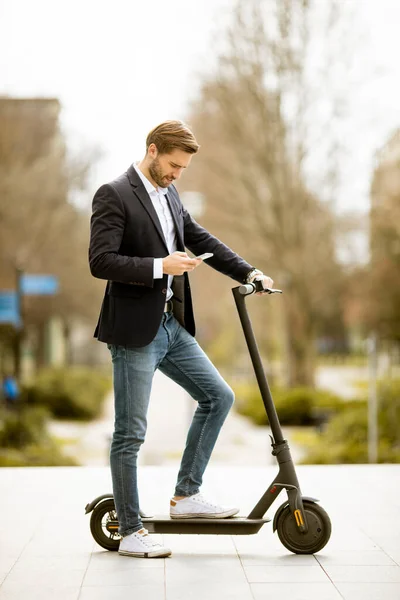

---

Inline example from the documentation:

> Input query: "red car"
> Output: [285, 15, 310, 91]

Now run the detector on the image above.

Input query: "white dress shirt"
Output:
[133, 163, 177, 301]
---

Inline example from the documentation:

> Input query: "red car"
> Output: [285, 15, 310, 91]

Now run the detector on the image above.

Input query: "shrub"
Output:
[300, 378, 400, 464]
[0, 444, 77, 466]
[0, 405, 78, 466]
[233, 382, 269, 425]
[22, 367, 112, 421]
[0, 405, 50, 448]
[377, 379, 400, 447]
[233, 382, 345, 426]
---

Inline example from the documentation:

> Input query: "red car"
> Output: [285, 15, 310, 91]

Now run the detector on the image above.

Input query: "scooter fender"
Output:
[85, 494, 114, 514]
[84, 495, 154, 519]
[272, 496, 319, 532]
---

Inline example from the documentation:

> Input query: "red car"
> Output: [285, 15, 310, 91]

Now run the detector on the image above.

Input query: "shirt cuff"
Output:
[153, 258, 164, 279]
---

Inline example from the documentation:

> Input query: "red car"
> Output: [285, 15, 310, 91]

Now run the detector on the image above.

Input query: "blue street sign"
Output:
[0, 292, 21, 326]
[21, 275, 59, 295]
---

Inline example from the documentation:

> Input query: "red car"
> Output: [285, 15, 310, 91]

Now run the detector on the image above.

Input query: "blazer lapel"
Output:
[166, 190, 185, 250]
[126, 165, 168, 251]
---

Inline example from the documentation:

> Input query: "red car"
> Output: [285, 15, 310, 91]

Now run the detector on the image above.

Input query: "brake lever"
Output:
[253, 279, 282, 294]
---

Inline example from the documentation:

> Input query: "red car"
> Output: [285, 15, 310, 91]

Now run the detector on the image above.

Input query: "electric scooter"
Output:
[85, 280, 332, 554]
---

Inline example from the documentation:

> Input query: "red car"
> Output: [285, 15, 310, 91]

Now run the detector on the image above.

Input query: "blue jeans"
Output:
[108, 312, 235, 536]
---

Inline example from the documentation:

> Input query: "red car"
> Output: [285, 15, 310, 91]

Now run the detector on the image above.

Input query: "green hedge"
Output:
[234, 378, 400, 463]
[0, 405, 77, 466]
[0, 445, 77, 466]
[22, 367, 112, 421]
[301, 379, 400, 464]
[0, 405, 50, 448]
[233, 382, 346, 426]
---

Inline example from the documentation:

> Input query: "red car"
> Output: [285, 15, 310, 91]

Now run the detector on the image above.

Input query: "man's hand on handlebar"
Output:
[248, 270, 274, 295]
[162, 251, 202, 276]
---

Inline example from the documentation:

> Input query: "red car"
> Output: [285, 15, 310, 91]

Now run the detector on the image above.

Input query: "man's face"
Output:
[148, 145, 193, 188]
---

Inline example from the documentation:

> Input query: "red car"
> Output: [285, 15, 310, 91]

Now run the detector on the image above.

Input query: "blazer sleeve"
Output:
[89, 183, 154, 287]
[182, 206, 253, 284]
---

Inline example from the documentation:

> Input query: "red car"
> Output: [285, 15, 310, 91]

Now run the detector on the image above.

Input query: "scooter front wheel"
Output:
[90, 499, 120, 551]
[276, 500, 331, 554]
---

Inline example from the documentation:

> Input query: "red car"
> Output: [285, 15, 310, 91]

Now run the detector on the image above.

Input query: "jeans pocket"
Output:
[107, 343, 119, 360]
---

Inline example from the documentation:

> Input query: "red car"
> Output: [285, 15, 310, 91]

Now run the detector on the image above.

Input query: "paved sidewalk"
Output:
[315, 365, 367, 399]
[0, 464, 399, 600]
[49, 369, 306, 467]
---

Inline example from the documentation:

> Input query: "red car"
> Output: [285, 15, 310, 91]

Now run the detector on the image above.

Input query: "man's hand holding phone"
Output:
[162, 252, 213, 276]
[195, 252, 213, 261]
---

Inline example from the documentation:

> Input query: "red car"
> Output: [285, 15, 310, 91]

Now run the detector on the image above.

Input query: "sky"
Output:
[1, 0, 400, 223]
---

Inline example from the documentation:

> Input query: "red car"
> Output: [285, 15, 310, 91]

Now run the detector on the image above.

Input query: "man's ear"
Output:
[148, 143, 158, 159]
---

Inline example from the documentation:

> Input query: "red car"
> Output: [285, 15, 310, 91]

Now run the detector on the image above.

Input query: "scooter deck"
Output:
[141, 515, 271, 535]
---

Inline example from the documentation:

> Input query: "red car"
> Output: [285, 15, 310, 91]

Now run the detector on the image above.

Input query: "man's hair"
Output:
[146, 120, 200, 155]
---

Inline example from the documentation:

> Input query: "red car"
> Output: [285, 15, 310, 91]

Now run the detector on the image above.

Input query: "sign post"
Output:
[21, 275, 59, 295]
[0, 271, 59, 381]
[368, 332, 378, 463]
[15, 267, 23, 380]
[0, 291, 20, 327]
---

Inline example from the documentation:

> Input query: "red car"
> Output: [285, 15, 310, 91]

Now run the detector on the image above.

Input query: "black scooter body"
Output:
[86, 282, 331, 553]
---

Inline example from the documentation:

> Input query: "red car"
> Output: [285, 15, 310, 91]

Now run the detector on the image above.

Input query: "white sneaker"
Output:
[170, 493, 239, 519]
[118, 528, 171, 558]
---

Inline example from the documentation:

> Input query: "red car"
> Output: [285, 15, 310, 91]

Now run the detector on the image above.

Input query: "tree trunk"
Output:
[283, 291, 315, 387]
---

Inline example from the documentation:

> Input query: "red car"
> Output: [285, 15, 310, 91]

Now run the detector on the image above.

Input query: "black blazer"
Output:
[89, 165, 253, 347]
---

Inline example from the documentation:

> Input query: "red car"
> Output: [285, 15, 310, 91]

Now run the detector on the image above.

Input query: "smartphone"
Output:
[195, 252, 214, 260]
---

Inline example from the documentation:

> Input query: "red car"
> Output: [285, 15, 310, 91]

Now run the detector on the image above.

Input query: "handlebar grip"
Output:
[239, 284, 255, 295]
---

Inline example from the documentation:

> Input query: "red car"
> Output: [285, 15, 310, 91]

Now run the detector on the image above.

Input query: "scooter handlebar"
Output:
[239, 281, 283, 296]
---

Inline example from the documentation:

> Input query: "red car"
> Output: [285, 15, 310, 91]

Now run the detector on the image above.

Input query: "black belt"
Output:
[164, 300, 173, 313]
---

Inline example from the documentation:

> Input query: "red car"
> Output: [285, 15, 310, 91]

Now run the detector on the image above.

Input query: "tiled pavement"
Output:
[0, 464, 399, 599]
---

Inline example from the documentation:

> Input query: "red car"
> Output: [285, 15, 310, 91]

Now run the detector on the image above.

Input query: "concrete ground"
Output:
[0, 464, 399, 600]
[27, 364, 399, 598]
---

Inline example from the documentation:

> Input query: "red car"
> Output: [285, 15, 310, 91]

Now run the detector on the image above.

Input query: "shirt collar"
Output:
[133, 163, 168, 196]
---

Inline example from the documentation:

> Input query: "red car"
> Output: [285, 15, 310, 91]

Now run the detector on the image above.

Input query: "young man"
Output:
[89, 120, 273, 558]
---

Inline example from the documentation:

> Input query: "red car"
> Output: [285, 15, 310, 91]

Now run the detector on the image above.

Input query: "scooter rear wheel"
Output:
[276, 500, 331, 554]
[90, 499, 120, 551]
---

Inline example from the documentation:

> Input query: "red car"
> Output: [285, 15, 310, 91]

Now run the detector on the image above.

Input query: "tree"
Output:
[182, 0, 349, 385]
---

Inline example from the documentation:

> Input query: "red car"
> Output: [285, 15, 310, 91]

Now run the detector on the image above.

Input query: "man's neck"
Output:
[137, 159, 158, 189]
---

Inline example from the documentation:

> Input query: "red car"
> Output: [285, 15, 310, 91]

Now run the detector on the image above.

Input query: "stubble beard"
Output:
[149, 157, 171, 188]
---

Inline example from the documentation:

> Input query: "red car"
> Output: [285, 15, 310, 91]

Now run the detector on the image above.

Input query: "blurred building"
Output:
[0, 98, 66, 377]
[0, 97, 64, 286]
[0, 97, 62, 145]
[0, 97, 109, 376]
[0, 96, 64, 182]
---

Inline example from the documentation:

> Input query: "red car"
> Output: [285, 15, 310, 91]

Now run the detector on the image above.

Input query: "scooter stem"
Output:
[232, 285, 285, 445]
